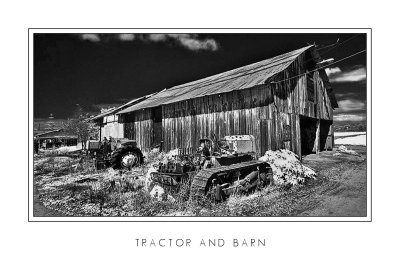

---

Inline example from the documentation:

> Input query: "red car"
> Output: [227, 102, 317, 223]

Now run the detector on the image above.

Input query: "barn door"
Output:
[320, 119, 333, 150]
[299, 116, 317, 155]
[152, 107, 162, 147]
[123, 113, 135, 140]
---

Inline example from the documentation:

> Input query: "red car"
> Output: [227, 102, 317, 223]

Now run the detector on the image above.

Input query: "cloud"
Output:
[80, 33, 101, 42]
[325, 67, 341, 76]
[118, 34, 135, 41]
[336, 99, 366, 112]
[334, 113, 366, 122]
[147, 34, 169, 42]
[143, 34, 219, 51]
[76, 33, 219, 51]
[334, 99, 366, 122]
[325, 66, 366, 83]
[179, 37, 219, 51]
[334, 92, 358, 99]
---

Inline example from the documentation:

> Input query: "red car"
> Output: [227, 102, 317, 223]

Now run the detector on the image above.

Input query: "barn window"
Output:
[307, 73, 315, 102]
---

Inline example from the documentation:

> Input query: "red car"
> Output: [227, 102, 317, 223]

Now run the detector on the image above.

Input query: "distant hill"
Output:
[334, 120, 367, 132]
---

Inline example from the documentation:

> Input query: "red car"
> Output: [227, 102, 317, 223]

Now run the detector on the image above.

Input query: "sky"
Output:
[34, 33, 367, 122]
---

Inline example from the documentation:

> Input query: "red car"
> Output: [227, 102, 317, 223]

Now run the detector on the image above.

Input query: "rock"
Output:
[144, 166, 158, 191]
[336, 145, 359, 156]
[150, 185, 165, 201]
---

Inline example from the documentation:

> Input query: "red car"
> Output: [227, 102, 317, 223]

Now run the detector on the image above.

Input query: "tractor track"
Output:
[190, 160, 269, 197]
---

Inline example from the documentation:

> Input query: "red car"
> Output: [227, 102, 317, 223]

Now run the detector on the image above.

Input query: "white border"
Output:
[29, 28, 371, 222]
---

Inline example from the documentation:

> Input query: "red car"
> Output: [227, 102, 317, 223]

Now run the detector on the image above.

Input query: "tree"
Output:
[63, 105, 98, 150]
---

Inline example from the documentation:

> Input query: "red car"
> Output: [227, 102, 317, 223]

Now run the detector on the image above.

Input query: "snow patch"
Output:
[335, 135, 366, 146]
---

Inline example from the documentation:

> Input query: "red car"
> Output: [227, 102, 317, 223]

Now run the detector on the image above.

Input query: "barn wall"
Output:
[271, 53, 334, 155]
[100, 122, 124, 139]
[272, 53, 333, 121]
[123, 109, 153, 151]
[100, 115, 124, 139]
[161, 85, 304, 156]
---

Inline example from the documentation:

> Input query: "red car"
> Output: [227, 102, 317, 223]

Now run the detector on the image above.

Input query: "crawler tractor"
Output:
[151, 135, 273, 201]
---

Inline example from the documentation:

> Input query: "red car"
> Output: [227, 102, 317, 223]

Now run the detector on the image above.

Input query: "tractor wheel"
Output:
[110, 146, 143, 170]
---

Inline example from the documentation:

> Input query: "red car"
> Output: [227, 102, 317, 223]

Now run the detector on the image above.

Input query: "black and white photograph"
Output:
[31, 30, 369, 220]
[4, 1, 400, 266]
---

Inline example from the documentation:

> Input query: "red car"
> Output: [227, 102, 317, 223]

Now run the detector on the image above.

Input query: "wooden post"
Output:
[313, 119, 321, 154]
[296, 115, 302, 160]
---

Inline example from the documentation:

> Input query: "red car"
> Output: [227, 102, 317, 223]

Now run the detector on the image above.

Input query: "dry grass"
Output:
[34, 147, 367, 217]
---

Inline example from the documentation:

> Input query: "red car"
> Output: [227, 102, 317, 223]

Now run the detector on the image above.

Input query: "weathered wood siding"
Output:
[124, 51, 334, 156]
[162, 85, 274, 155]
[161, 86, 306, 156]
[272, 53, 333, 120]
[123, 109, 153, 151]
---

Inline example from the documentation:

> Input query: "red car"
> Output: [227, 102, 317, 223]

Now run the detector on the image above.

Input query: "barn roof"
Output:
[89, 94, 153, 121]
[118, 45, 329, 114]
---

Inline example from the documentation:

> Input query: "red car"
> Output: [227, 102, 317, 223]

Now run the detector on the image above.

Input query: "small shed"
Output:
[90, 94, 153, 140]
[34, 129, 78, 149]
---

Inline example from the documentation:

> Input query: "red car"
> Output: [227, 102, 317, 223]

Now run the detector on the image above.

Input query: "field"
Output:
[33, 134, 367, 217]
[335, 131, 366, 146]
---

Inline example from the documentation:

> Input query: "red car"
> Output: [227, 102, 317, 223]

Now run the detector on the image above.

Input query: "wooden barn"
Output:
[117, 45, 338, 157]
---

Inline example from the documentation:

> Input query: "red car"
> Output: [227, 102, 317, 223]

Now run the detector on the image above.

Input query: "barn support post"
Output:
[313, 119, 321, 154]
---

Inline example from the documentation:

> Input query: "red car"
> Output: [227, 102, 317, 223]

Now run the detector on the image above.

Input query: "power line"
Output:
[300, 34, 362, 67]
[294, 34, 362, 74]
[154, 35, 363, 93]
[317, 34, 362, 56]
[270, 49, 366, 84]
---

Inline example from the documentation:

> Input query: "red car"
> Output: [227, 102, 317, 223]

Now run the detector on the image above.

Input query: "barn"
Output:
[115, 45, 338, 158]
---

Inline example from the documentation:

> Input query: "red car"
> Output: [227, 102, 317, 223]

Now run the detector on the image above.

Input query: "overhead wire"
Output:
[300, 33, 363, 68]
[316, 33, 363, 57]
[270, 49, 366, 84]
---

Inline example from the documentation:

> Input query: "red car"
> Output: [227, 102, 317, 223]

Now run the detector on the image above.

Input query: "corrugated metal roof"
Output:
[118, 45, 314, 114]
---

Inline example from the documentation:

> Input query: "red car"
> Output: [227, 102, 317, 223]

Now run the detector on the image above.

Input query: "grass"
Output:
[34, 147, 367, 217]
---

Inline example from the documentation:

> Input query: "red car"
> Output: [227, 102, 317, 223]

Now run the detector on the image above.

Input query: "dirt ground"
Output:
[299, 145, 367, 217]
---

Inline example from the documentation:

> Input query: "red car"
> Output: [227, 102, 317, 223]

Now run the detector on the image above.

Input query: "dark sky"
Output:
[34, 33, 367, 121]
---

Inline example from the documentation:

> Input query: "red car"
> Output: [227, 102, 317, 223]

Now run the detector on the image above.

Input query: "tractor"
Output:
[90, 139, 144, 170]
[150, 135, 273, 201]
